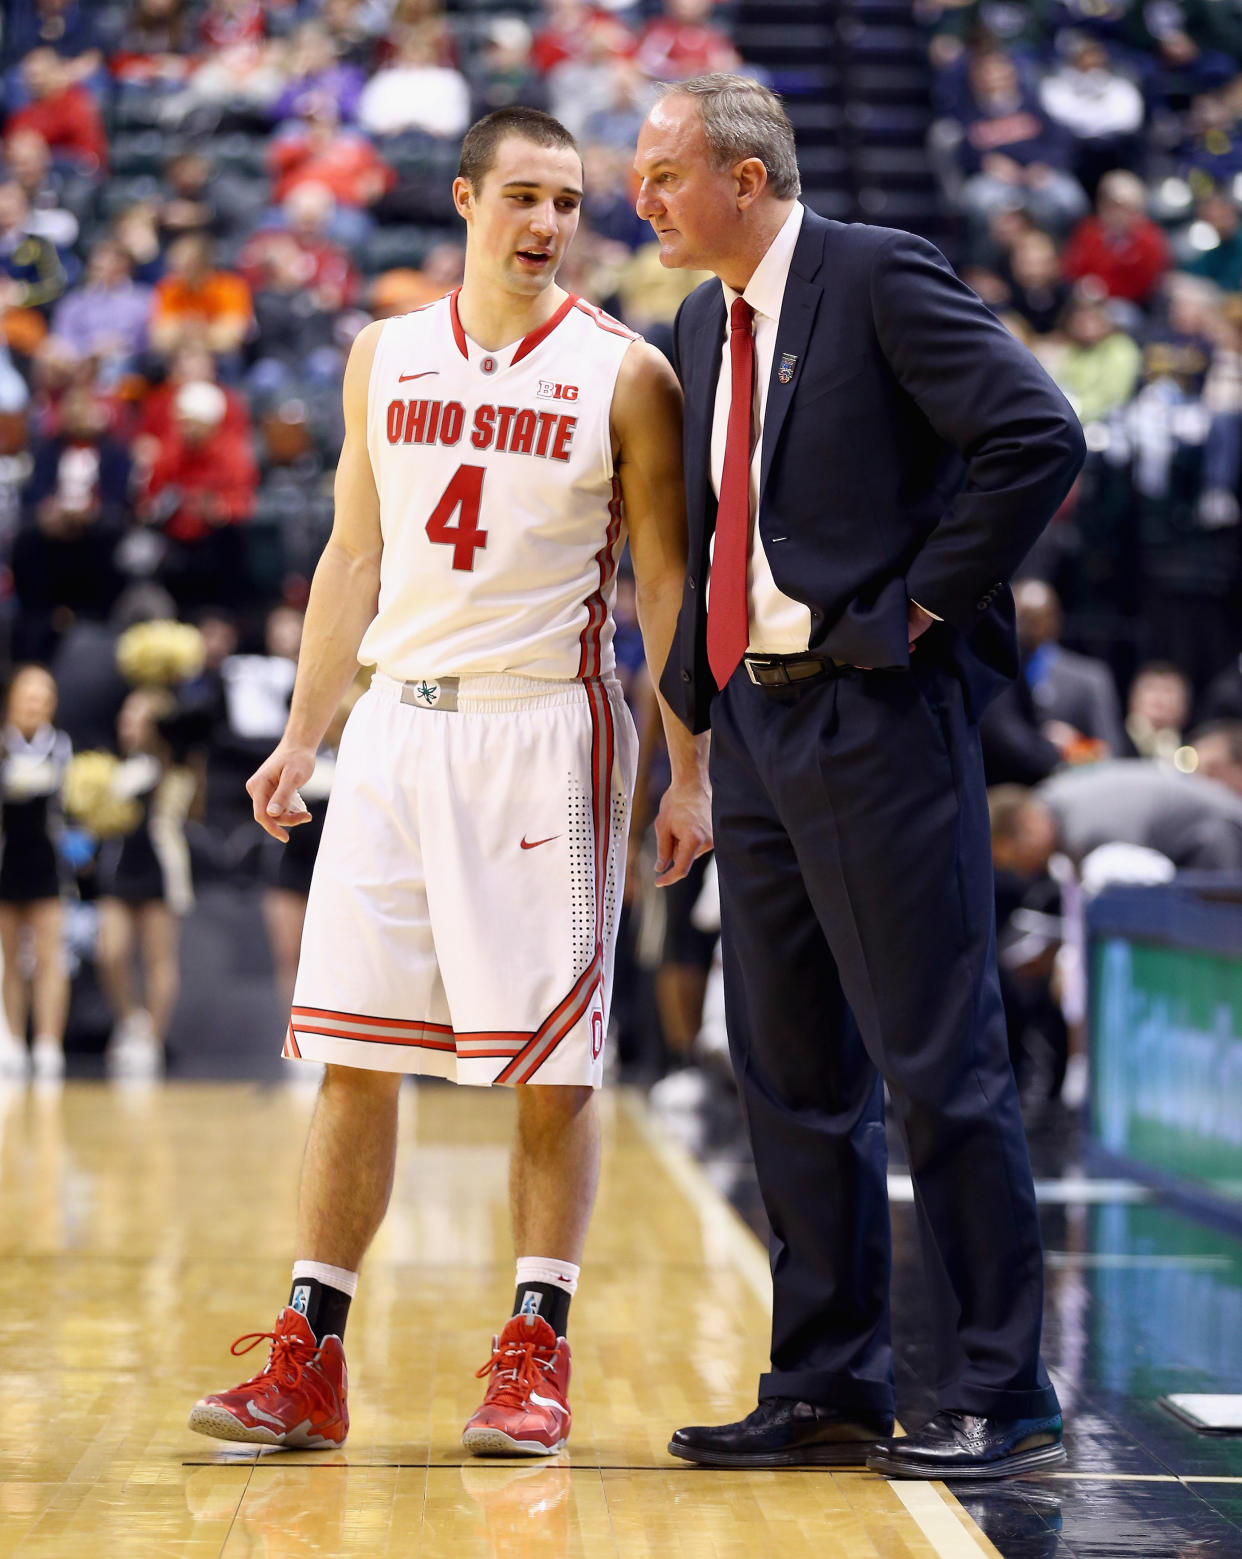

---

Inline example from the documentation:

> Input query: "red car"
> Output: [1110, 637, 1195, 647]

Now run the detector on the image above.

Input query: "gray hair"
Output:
[662, 73, 801, 200]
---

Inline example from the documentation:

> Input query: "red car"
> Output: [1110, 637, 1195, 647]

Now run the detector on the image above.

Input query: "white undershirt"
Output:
[709, 201, 812, 655]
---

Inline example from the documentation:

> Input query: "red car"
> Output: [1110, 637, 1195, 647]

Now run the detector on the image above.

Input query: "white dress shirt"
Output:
[709, 201, 811, 655]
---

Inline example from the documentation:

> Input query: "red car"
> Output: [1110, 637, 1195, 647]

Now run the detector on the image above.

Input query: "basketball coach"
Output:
[635, 75, 1084, 1479]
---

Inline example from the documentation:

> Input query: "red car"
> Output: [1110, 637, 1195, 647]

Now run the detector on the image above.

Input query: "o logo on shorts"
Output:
[591, 1011, 603, 1060]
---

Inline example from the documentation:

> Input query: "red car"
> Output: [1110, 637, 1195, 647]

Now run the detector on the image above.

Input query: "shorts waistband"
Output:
[369, 670, 608, 713]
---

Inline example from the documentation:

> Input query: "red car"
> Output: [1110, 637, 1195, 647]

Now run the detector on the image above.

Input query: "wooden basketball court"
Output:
[0, 1080, 1000, 1557]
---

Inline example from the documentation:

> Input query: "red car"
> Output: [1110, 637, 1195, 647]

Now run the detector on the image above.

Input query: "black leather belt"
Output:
[743, 652, 846, 687]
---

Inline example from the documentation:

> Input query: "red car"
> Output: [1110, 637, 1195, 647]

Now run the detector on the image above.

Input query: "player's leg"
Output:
[188, 1064, 401, 1449]
[462, 1084, 596, 1458]
[28, 897, 67, 1080]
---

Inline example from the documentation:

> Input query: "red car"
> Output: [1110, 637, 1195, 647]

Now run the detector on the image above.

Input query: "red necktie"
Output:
[707, 296, 755, 689]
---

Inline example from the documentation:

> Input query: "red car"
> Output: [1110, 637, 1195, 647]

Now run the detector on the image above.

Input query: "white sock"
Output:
[514, 1257, 579, 1295]
[291, 1259, 359, 1297]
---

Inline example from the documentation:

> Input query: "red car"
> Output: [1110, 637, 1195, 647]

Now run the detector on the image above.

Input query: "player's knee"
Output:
[321, 1063, 402, 1099]
[515, 1083, 595, 1129]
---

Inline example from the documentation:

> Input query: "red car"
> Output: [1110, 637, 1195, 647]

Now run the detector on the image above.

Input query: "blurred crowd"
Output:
[903, 0, 1242, 1121]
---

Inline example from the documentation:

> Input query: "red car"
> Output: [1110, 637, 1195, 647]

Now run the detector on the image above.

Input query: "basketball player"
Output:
[188, 107, 710, 1457]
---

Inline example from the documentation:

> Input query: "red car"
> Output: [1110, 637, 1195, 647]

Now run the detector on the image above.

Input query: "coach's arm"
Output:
[612, 339, 712, 885]
[247, 321, 385, 842]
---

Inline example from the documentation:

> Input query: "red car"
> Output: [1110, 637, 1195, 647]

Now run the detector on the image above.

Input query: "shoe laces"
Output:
[475, 1334, 558, 1408]
[230, 1326, 322, 1398]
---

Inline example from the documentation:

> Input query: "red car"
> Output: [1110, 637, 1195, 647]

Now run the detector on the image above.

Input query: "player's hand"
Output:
[247, 742, 316, 843]
[652, 777, 712, 887]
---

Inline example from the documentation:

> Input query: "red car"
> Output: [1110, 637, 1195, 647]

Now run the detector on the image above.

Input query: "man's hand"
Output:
[652, 776, 713, 886]
[247, 742, 316, 842]
[908, 600, 937, 651]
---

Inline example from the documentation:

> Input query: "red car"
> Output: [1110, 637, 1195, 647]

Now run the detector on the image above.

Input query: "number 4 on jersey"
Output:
[426, 465, 487, 571]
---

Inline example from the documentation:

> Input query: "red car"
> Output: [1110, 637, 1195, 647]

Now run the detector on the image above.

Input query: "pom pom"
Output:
[116, 620, 206, 688]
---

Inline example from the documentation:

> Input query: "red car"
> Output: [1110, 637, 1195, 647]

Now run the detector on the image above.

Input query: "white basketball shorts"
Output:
[285, 670, 637, 1087]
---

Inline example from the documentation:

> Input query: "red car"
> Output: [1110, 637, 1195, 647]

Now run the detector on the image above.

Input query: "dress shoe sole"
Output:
[668, 1438, 876, 1469]
[867, 1440, 1067, 1481]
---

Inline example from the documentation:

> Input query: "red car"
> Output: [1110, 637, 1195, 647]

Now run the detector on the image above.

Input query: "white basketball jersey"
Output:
[360, 289, 639, 681]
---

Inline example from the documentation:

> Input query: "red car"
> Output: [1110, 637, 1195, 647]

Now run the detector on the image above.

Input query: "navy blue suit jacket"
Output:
[659, 209, 1087, 732]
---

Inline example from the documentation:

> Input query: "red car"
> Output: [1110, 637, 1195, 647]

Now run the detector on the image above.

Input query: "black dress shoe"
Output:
[669, 1397, 894, 1468]
[867, 1410, 1066, 1480]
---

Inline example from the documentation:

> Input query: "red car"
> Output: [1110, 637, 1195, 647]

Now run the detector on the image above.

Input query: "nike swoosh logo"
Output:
[398, 371, 438, 382]
[245, 1402, 288, 1428]
[529, 1391, 567, 1416]
[520, 835, 560, 850]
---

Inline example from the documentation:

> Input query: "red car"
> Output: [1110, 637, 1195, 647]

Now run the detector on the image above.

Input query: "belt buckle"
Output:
[744, 656, 787, 687]
[401, 676, 460, 710]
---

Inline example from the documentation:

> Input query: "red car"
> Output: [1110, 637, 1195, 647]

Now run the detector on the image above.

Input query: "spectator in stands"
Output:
[1015, 578, 1126, 753]
[1044, 290, 1142, 422]
[136, 343, 251, 448]
[166, 0, 282, 130]
[139, 379, 258, 610]
[239, 185, 358, 311]
[154, 152, 227, 247]
[634, 0, 740, 83]
[244, 232, 345, 402]
[582, 60, 652, 150]
[5, 49, 108, 174]
[0, 182, 67, 363]
[1007, 228, 1072, 335]
[269, 101, 395, 236]
[469, 17, 546, 119]
[1124, 661, 1191, 759]
[149, 234, 253, 363]
[271, 20, 367, 127]
[542, 9, 639, 141]
[1, 0, 105, 82]
[319, 0, 388, 67]
[951, 45, 1089, 237]
[582, 142, 649, 249]
[1191, 720, 1242, 796]
[14, 386, 128, 660]
[356, 24, 470, 139]
[367, 239, 463, 317]
[1062, 169, 1170, 307]
[532, 0, 629, 74]
[112, 201, 164, 287]
[1180, 87, 1242, 193]
[109, 0, 195, 90]
[2, 129, 84, 254]
[1182, 188, 1242, 293]
[49, 238, 153, 383]
[1037, 756, 1242, 870]
[1038, 34, 1145, 197]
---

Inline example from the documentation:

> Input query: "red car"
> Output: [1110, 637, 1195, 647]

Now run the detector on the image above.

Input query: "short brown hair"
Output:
[458, 107, 580, 191]
[663, 74, 801, 200]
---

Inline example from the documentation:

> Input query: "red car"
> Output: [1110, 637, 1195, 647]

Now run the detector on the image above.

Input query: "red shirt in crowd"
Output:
[137, 383, 252, 446]
[269, 132, 395, 209]
[532, 9, 632, 72]
[1061, 216, 1171, 304]
[237, 231, 359, 308]
[634, 19, 737, 78]
[143, 426, 258, 543]
[6, 85, 108, 172]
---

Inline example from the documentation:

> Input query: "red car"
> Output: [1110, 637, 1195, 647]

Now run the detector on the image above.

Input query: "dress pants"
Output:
[710, 656, 1059, 1421]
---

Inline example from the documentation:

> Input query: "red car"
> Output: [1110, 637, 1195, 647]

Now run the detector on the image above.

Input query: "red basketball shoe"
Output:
[462, 1313, 572, 1455]
[188, 1307, 349, 1448]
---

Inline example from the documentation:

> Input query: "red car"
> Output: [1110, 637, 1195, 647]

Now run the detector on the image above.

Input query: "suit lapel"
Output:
[686, 291, 725, 547]
[758, 222, 826, 511]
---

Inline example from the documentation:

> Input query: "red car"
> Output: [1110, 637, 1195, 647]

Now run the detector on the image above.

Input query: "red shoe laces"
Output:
[230, 1327, 319, 1396]
[475, 1336, 557, 1408]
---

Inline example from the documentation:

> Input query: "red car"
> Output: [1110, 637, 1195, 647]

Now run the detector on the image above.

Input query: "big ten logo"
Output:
[537, 380, 579, 401]
[591, 1010, 604, 1060]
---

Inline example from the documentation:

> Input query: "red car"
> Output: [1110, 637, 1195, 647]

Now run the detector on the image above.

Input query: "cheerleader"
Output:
[95, 689, 196, 1079]
[0, 666, 72, 1081]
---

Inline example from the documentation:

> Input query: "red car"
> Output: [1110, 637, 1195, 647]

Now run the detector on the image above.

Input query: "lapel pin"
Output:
[778, 353, 797, 385]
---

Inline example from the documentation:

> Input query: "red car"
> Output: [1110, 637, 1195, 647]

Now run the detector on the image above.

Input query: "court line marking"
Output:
[887, 1175, 1149, 1205]
[625, 1095, 1006, 1559]
[889, 1483, 999, 1558]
